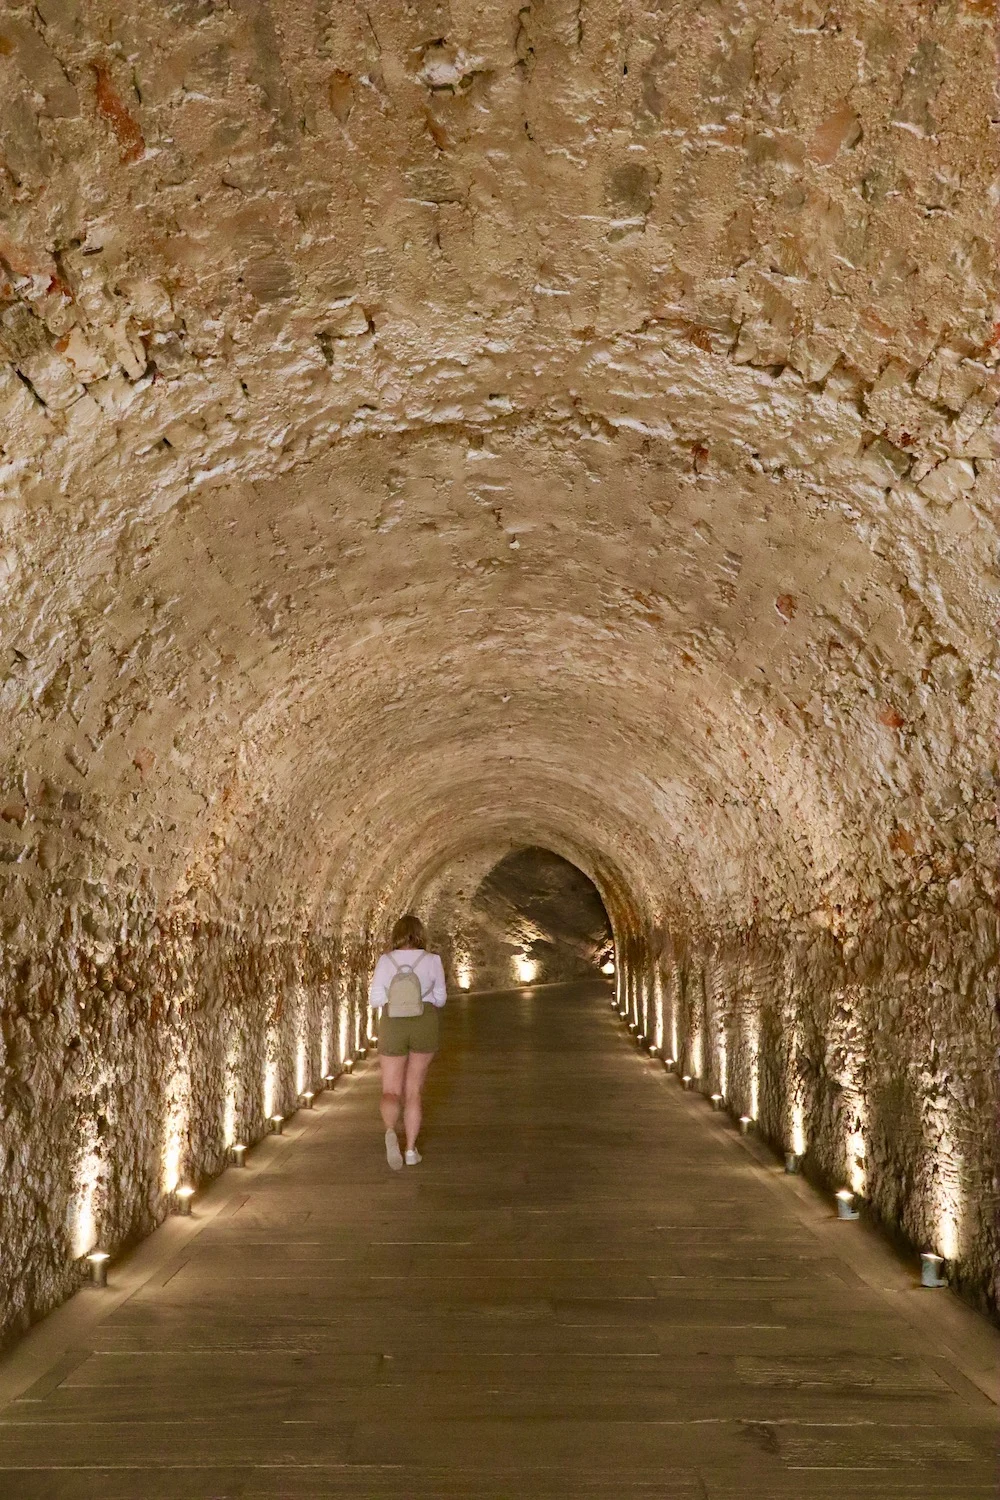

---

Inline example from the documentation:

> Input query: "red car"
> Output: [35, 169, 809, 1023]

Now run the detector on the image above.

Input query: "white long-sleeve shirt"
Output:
[368, 948, 447, 1010]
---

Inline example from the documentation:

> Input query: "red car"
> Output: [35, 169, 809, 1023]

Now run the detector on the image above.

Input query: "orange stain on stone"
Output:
[0, 231, 54, 278]
[92, 63, 145, 164]
[775, 594, 797, 620]
[878, 706, 906, 729]
[889, 827, 917, 856]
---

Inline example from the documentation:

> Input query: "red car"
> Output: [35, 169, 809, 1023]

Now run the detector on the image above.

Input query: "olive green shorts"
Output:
[377, 1005, 441, 1057]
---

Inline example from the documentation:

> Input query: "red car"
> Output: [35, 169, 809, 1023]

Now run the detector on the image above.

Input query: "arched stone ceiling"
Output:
[0, 0, 996, 948]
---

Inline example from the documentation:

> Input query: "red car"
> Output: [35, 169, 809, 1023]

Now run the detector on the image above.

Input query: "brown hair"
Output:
[391, 912, 426, 949]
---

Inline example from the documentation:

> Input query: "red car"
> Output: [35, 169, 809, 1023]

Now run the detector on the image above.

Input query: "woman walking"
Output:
[368, 913, 446, 1170]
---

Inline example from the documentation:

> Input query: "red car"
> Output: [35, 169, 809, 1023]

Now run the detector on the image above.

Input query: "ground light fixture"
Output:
[86, 1251, 110, 1287]
[270, 1114, 284, 1135]
[343, 1058, 354, 1074]
[627, 1021, 638, 1033]
[648, 1044, 659, 1057]
[301, 1091, 315, 1108]
[322, 1073, 337, 1088]
[682, 1074, 694, 1090]
[357, 1047, 368, 1060]
[784, 1152, 800, 1174]
[663, 1056, 676, 1071]
[174, 1185, 196, 1216]
[920, 1253, 947, 1288]
[836, 1189, 859, 1221]
[710, 1093, 724, 1110]
[231, 1143, 247, 1167]
[636, 1033, 646, 1047]
[739, 1116, 753, 1135]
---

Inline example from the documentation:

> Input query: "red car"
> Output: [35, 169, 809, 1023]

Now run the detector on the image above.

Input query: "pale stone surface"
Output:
[0, 0, 997, 1345]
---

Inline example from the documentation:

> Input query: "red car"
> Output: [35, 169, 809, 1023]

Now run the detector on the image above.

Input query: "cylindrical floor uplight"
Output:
[270, 1114, 284, 1135]
[739, 1115, 752, 1135]
[835, 1189, 859, 1220]
[920, 1253, 946, 1288]
[682, 1074, 694, 1090]
[87, 1251, 110, 1287]
[710, 1093, 724, 1111]
[663, 1056, 676, 1072]
[784, 1151, 800, 1174]
[231, 1143, 247, 1167]
[322, 1073, 337, 1089]
[301, 1091, 315, 1109]
[174, 1185, 195, 1216]
[343, 1058, 354, 1074]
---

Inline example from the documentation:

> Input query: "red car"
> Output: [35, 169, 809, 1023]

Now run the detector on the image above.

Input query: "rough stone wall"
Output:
[0, 887, 356, 1351]
[0, 0, 997, 1338]
[621, 906, 999, 1317]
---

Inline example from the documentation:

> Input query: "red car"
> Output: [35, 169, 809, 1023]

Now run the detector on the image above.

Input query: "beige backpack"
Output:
[385, 953, 427, 1018]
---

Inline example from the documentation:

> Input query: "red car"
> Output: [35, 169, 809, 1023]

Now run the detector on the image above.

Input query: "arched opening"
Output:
[423, 845, 614, 993]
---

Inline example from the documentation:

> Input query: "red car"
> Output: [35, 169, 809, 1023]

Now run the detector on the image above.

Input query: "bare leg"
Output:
[379, 1054, 406, 1133]
[403, 1051, 434, 1153]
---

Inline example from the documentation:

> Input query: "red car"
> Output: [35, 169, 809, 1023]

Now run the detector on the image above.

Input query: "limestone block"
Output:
[55, 328, 111, 384]
[917, 458, 977, 504]
[16, 348, 83, 410]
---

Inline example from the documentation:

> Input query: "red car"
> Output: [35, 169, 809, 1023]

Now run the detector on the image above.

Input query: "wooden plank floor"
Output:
[1, 981, 997, 1498]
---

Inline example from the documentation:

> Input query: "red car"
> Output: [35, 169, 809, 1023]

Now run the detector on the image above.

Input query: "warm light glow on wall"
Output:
[790, 1100, 807, 1159]
[338, 1006, 350, 1066]
[320, 1007, 332, 1078]
[717, 1041, 728, 1100]
[514, 953, 538, 984]
[669, 973, 679, 1065]
[456, 955, 473, 991]
[937, 1197, 960, 1262]
[601, 959, 615, 976]
[933, 1128, 962, 1262]
[263, 1053, 278, 1121]
[223, 1078, 237, 1151]
[162, 1060, 191, 1195]
[746, 1008, 760, 1120]
[69, 1138, 102, 1259]
[847, 1122, 867, 1196]
[296, 1032, 308, 1097]
[652, 970, 664, 1050]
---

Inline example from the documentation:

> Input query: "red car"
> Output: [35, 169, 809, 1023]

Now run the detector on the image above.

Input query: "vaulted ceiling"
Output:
[0, 0, 995, 943]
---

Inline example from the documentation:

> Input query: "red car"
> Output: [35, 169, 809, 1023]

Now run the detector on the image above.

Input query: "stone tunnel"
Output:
[0, 0, 997, 1493]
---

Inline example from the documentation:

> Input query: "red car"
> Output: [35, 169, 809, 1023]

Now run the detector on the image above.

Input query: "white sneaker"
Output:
[404, 1148, 422, 1166]
[385, 1130, 403, 1171]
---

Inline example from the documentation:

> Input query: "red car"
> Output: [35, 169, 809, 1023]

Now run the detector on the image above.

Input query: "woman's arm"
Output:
[428, 954, 447, 1007]
[368, 955, 391, 1009]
